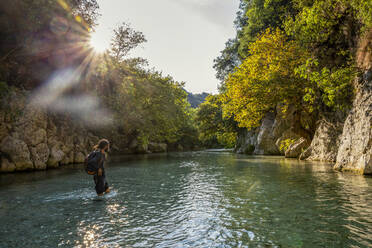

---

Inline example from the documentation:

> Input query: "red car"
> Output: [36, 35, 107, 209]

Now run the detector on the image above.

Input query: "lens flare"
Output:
[89, 31, 109, 53]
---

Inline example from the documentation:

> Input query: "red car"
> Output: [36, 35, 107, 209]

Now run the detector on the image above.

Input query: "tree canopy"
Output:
[213, 0, 371, 141]
[0, 0, 201, 150]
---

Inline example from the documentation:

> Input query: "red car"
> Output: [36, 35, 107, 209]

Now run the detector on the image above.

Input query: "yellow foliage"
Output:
[222, 28, 310, 129]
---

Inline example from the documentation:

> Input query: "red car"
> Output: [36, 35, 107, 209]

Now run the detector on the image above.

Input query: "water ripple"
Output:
[1, 153, 372, 247]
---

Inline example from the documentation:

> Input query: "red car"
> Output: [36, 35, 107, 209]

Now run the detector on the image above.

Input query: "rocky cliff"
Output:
[0, 90, 168, 173]
[235, 70, 372, 175]
[0, 93, 98, 172]
[300, 112, 346, 162]
[334, 70, 372, 174]
[235, 29, 372, 175]
[235, 106, 303, 156]
[332, 30, 372, 174]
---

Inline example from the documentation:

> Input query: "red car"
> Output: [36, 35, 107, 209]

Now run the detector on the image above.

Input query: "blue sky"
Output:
[90, 0, 240, 93]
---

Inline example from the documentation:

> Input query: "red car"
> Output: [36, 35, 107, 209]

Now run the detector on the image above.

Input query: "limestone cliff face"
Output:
[235, 106, 304, 156]
[235, 32, 372, 174]
[235, 129, 258, 155]
[0, 91, 100, 172]
[300, 112, 346, 162]
[0, 91, 168, 173]
[234, 69, 372, 176]
[333, 31, 372, 174]
[334, 70, 372, 174]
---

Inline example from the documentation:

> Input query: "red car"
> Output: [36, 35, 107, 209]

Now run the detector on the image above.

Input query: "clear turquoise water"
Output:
[1, 151, 372, 248]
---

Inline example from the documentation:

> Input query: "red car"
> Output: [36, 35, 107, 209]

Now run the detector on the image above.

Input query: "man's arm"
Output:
[97, 152, 104, 176]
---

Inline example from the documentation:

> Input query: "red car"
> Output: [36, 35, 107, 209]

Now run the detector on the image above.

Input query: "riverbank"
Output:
[1, 67, 371, 174]
[0, 89, 201, 173]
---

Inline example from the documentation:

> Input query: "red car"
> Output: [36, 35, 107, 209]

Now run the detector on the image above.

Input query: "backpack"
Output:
[84, 151, 103, 175]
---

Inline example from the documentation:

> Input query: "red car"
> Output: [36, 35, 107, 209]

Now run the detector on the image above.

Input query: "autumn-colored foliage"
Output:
[222, 29, 309, 129]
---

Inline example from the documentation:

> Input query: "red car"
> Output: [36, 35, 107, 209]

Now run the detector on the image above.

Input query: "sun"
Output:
[89, 31, 109, 53]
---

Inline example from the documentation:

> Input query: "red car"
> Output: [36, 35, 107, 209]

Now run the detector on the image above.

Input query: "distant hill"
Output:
[187, 91, 209, 108]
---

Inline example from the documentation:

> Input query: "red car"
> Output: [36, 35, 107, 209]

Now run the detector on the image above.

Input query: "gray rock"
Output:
[61, 151, 74, 165]
[177, 144, 184, 152]
[23, 127, 47, 146]
[301, 113, 346, 162]
[272, 105, 297, 138]
[129, 138, 149, 153]
[74, 152, 85, 164]
[0, 112, 8, 141]
[299, 146, 312, 160]
[0, 157, 16, 172]
[234, 129, 258, 154]
[30, 143, 50, 170]
[148, 142, 167, 153]
[235, 106, 301, 155]
[136, 143, 148, 154]
[285, 137, 310, 158]
[275, 130, 301, 155]
[0, 90, 117, 171]
[335, 70, 372, 174]
[254, 112, 281, 155]
[22, 105, 48, 130]
[47, 145, 65, 168]
[0, 136, 33, 170]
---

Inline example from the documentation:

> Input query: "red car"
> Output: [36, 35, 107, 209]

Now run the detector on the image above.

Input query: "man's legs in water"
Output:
[94, 168, 110, 196]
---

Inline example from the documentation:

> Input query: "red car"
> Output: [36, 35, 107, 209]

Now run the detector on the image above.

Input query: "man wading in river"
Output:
[85, 139, 111, 196]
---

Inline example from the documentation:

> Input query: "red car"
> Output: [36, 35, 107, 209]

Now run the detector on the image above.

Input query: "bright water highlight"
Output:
[1, 151, 372, 247]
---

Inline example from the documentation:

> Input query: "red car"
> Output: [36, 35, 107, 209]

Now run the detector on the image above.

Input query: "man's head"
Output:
[96, 139, 110, 152]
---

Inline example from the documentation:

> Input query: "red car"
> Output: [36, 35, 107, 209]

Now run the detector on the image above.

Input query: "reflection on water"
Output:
[1, 152, 372, 247]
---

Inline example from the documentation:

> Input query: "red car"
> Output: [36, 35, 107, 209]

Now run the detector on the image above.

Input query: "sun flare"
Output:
[89, 31, 109, 53]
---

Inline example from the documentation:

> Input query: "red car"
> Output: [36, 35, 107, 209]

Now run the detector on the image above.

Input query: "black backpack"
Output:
[84, 151, 103, 175]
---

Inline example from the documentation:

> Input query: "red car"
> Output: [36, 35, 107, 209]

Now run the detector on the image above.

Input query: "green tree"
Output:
[110, 22, 147, 61]
[213, 38, 240, 85]
[196, 95, 237, 148]
[222, 29, 313, 139]
[214, 0, 297, 89]
[238, 0, 297, 58]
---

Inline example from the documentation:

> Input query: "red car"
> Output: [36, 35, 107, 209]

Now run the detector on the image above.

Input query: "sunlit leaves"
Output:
[222, 29, 308, 129]
[295, 58, 355, 111]
[195, 95, 237, 148]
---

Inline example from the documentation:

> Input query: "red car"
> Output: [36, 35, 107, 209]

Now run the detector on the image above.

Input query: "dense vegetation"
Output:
[209, 0, 372, 143]
[1, 0, 370, 151]
[0, 0, 202, 150]
[195, 95, 238, 148]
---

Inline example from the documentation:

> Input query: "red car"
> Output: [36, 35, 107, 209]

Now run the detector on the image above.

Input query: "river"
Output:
[1, 151, 372, 247]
